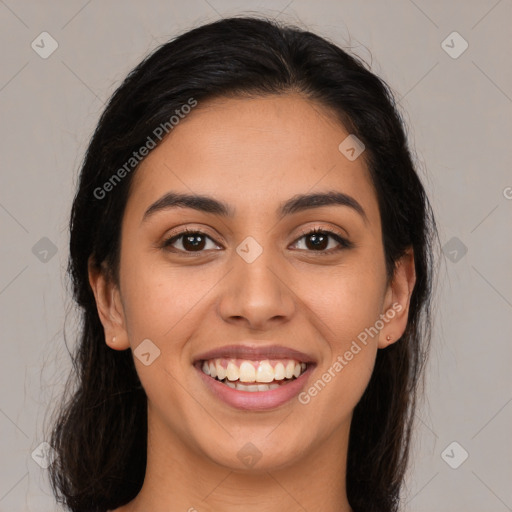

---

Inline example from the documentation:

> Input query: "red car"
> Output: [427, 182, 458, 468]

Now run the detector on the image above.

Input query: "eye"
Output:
[291, 228, 353, 253]
[162, 229, 222, 253]
[161, 227, 353, 254]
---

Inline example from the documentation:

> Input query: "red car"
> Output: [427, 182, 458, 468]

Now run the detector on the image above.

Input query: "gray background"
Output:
[1, 1, 511, 511]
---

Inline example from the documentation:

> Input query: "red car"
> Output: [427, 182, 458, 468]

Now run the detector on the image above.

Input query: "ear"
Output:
[378, 246, 416, 349]
[88, 256, 130, 351]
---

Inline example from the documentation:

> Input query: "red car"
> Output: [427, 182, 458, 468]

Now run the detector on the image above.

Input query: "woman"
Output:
[47, 15, 439, 512]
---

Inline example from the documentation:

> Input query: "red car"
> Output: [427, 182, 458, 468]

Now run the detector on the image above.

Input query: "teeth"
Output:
[200, 357, 308, 384]
[216, 361, 226, 380]
[285, 361, 295, 379]
[239, 361, 256, 382]
[256, 361, 274, 382]
[274, 362, 285, 380]
[226, 361, 239, 381]
[221, 380, 281, 392]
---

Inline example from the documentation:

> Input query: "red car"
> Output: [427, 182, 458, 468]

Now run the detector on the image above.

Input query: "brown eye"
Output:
[162, 230, 221, 253]
[304, 231, 329, 250]
[181, 233, 206, 251]
[292, 228, 353, 253]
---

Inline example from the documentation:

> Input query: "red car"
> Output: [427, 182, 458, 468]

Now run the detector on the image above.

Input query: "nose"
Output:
[217, 245, 296, 331]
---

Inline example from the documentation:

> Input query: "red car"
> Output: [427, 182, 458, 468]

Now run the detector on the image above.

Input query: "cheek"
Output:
[299, 261, 386, 346]
[118, 260, 214, 413]
[119, 251, 215, 345]
[294, 258, 384, 404]
[297, 272, 380, 427]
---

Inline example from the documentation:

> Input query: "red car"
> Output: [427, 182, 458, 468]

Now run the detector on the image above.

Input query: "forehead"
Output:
[126, 94, 379, 225]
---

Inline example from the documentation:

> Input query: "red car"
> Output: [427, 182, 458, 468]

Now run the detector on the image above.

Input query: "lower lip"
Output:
[195, 364, 314, 411]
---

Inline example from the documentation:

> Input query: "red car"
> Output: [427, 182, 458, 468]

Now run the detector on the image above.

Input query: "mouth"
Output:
[192, 344, 316, 410]
[196, 357, 309, 392]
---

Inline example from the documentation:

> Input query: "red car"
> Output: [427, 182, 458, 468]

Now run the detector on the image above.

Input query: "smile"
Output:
[195, 358, 314, 410]
[200, 358, 308, 392]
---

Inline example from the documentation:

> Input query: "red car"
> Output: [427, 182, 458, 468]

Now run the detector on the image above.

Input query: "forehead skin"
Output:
[124, 93, 382, 248]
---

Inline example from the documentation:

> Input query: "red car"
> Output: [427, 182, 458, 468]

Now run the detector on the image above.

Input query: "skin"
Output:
[89, 93, 416, 512]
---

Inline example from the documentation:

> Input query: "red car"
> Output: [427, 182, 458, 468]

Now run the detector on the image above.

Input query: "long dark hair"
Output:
[46, 15, 439, 512]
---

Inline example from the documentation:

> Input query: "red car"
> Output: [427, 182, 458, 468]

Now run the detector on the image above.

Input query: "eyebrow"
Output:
[142, 190, 368, 224]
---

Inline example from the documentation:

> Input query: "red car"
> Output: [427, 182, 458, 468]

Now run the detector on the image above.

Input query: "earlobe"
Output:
[87, 257, 130, 351]
[378, 247, 416, 349]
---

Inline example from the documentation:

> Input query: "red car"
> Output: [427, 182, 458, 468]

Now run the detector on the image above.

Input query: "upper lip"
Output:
[194, 343, 316, 364]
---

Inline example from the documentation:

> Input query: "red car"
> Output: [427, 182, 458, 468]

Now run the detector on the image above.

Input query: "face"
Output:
[90, 93, 415, 475]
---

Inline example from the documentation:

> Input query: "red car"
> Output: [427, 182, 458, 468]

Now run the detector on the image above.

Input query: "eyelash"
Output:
[161, 227, 353, 255]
